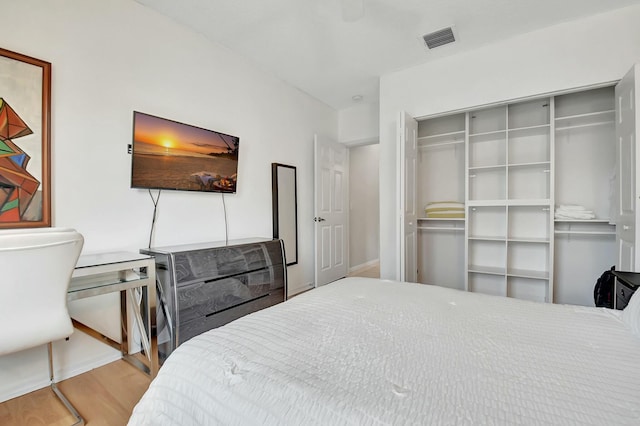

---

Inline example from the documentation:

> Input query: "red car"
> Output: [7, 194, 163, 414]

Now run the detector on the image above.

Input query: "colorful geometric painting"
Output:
[0, 98, 40, 221]
[0, 47, 51, 228]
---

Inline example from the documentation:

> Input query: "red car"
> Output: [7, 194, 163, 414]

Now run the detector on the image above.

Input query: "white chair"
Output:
[0, 227, 85, 425]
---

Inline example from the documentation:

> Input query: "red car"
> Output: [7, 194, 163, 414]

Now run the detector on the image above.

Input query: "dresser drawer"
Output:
[176, 266, 285, 324]
[172, 239, 284, 284]
[616, 279, 638, 310]
[178, 288, 285, 344]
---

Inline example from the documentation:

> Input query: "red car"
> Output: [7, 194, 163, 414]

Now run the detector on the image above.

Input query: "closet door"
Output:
[398, 111, 418, 282]
[616, 64, 640, 271]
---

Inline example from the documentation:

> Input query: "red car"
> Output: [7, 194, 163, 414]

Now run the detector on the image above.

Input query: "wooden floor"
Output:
[347, 261, 380, 278]
[0, 360, 151, 426]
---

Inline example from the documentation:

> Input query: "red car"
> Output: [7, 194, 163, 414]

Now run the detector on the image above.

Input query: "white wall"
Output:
[379, 5, 640, 280]
[0, 0, 336, 402]
[338, 102, 379, 145]
[349, 144, 379, 269]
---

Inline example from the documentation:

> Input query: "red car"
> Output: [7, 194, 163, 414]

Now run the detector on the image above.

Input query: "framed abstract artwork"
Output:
[0, 47, 51, 228]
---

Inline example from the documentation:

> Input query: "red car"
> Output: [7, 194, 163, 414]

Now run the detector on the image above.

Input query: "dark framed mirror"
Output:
[272, 163, 298, 265]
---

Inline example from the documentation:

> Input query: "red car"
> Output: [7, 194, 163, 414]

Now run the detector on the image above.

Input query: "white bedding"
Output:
[129, 277, 640, 425]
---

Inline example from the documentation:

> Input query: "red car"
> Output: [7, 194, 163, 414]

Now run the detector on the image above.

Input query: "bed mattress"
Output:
[129, 277, 640, 425]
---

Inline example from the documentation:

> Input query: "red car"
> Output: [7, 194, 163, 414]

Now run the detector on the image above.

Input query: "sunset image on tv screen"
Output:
[131, 112, 239, 193]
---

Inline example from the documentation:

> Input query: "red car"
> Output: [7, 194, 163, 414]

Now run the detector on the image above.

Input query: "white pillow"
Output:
[622, 288, 640, 338]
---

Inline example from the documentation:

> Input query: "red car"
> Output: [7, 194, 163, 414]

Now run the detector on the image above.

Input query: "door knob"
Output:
[314, 217, 326, 222]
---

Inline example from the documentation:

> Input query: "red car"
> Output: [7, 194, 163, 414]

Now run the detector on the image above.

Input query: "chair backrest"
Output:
[0, 228, 84, 356]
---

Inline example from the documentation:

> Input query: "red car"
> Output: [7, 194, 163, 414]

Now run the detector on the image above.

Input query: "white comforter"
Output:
[129, 277, 640, 425]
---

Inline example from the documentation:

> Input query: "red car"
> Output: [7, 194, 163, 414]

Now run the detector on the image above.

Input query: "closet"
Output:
[416, 113, 465, 290]
[400, 73, 638, 306]
[553, 87, 616, 306]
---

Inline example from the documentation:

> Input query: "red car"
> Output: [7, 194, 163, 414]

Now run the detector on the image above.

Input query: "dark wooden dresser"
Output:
[611, 270, 640, 310]
[141, 238, 286, 364]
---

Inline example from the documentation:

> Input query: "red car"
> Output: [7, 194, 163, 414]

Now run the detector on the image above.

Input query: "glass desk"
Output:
[69, 252, 157, 378]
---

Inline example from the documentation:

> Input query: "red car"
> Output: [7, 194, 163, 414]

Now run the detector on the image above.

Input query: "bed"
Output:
[128, 277, 640, 425]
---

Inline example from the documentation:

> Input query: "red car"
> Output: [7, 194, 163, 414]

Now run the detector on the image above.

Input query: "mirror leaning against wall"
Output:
[272, 163, 298, 265]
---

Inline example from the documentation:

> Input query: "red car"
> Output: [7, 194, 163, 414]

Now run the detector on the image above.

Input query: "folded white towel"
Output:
[558, 205, 588, 211]
[555, 212, 596, 220]
[555, 204, 596, 220]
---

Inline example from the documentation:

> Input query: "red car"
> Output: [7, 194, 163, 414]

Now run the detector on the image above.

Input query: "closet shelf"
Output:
[555, 109, 615, 121]
[555, 120, 614, 131]
[418, 226, 465, 232]
[508, 237, 550, 243]
[417, 130, 465, 140]
[469, 129, 506, 138]
[469, 266, 550, 280]
[554, 219, 612, 223]
[469, 200, 507, 207]
[506, 199, 551, 206]
[468, 199, 551, 207]
[468, 265, 505, 276]
[468, 164, 506, 171]
[418, 217, 465, 221]
[554, 230, 616, 236]
[506, 268, 549, 280]
[507, 161, 551, 169]
[469, 236, 506, 241]
[418, 140, 464, 150]
[468, 236, 550, 243]
[507, 123, 550, 133]
[469, 160, 551, 171]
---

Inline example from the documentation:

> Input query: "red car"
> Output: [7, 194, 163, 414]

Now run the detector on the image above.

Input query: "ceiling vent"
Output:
[422, 27, 455, 49]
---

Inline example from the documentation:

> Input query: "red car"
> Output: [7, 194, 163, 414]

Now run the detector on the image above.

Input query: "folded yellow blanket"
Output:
[425, 201, 465, 218]
[425, 212, 465, 218]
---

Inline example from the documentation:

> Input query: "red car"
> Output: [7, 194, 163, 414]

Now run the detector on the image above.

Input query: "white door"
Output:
[398, 112, 418, 282]
[314, 135, 349, 286]
[616, 64, 640, 271]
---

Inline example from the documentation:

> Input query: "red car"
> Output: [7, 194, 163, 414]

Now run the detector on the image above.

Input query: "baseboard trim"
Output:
[349, 258, 380, 273]
[0, 352, 121, 403]
[288, 282, 314, 298]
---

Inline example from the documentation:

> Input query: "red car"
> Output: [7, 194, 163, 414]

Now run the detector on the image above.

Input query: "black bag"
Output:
[594, 266, 615, 308]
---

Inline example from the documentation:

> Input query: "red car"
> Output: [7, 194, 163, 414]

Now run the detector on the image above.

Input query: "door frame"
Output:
[345, 139, 380, 276]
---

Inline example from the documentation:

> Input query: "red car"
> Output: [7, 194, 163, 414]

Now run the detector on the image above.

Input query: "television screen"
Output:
[131, 111, 239, 193]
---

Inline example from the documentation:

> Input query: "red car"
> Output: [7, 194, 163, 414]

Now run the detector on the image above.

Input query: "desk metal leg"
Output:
[122, 287, 157, 378]
[72, 282, 158, 379]
[120, 289, 129, 357]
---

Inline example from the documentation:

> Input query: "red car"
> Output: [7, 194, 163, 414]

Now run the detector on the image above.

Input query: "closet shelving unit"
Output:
[410, 85, 617, 306]
[466, 99, 553, 302]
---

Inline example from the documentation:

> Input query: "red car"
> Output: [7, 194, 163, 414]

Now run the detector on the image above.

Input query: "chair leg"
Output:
[48, 342, 85, 426]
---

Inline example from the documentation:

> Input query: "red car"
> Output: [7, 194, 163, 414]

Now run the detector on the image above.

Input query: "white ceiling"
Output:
[135, 0, 640, 110]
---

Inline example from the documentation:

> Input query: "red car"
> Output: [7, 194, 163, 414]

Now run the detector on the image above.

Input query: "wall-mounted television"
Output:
[131, 111, 239, 193]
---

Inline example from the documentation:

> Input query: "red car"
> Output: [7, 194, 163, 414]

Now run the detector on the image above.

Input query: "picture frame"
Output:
[0, 47, 51, 228]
